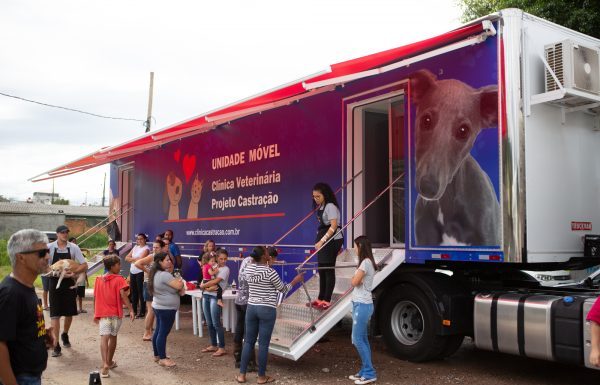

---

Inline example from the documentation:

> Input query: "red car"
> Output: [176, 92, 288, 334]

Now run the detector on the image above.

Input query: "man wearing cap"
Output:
[47, 225, 87, 358]
[0, 229, 54, 385]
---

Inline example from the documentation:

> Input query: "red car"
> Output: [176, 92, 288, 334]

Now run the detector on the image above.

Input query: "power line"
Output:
[0, 91, 146, 122]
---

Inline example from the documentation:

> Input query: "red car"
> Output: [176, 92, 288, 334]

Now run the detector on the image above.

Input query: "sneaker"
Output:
[61, 333, 71, 348]
[52, 345, 62, 357]
[354, 377, 377, 385]
[349, 374, 361, 381]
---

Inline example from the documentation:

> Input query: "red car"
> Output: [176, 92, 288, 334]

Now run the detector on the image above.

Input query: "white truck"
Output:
[37, 8, 600, 369]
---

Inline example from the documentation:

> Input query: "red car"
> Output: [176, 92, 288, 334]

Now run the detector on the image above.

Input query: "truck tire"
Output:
[379, 283, 449, 362]
[436, 334, 464, 359]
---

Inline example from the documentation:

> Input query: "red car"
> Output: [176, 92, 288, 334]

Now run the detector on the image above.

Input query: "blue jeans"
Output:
[240, 304, 277, 376]
[352, 302, 376, 379]
[203, 294, 225, 348]
[13, 374, 42, 385]
[152, 307, 177, 359]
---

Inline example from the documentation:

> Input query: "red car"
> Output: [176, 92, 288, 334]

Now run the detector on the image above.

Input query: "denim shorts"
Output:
[143, 281, 153, 302]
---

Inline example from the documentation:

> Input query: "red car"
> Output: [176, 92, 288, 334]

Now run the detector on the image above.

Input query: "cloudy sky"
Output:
[0, 0, 462, 205]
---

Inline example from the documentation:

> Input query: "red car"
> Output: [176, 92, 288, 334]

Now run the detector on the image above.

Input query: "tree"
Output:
[0, 195, 9, 202]
[53, 198, 70, 205]
[458, 0, 600, 38]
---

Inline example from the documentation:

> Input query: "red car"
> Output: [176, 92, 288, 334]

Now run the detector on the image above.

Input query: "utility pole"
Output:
[101, 172, 106, 207]
[145, 72, 154, 132]
[51, 179, 55, 204]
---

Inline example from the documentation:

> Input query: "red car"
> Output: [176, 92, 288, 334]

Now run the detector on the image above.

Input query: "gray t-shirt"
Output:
[47, 241, 86, 265]
[152, 270, 181, 310]
[352, 259, 376, 304]
[205, 265, 230, 297]
[322, 203, 343, 240]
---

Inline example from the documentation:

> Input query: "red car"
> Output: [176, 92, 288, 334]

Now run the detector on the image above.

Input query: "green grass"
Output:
[75, 232, 109, 250]
[0, 239, 9, 266]
[0, 265, 43, 288]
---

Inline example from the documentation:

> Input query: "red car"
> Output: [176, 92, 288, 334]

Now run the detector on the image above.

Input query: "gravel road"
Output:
[41, 298, 599, 385]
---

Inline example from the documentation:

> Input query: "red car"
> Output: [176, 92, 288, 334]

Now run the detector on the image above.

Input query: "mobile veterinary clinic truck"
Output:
[37, 9, 600, 369]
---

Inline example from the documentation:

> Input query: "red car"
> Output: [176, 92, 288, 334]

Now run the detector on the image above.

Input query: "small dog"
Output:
[411, 69, 500, 246]
[45, 259, 86, 289]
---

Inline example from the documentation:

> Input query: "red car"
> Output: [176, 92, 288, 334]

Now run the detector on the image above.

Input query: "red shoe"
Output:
[319, 301, 331, 310]
[307, 300, 322, 308]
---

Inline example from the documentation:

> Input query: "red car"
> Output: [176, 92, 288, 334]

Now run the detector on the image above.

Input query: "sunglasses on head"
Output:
[20, 248, 49, 258]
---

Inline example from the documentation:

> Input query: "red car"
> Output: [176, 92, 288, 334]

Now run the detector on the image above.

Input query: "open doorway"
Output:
[348, 93, 405, 247]
[118, 164, 135, 242]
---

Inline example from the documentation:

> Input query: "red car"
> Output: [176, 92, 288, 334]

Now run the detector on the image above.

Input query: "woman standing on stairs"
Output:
[348, 236, 378, 385]
[311, 182, 344, 310]
[236, 246, 304, 384]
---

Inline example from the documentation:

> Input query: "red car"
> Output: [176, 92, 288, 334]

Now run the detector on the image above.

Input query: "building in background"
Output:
[0, 202, 108, 237]
[32, 192, 61, 204]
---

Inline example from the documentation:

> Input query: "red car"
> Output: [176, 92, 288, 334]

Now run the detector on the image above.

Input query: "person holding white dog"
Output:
[46, 225, 87, 358]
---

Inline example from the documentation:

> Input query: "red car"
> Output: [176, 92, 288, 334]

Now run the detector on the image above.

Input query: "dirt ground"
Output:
[41, 295, 599, 385]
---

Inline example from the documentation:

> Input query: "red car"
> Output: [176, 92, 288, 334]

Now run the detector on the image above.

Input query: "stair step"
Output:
[277, 303, 322, 324]
[271, 319, 312, 348]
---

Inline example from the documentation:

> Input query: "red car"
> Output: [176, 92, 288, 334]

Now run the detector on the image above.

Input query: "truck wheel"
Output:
[380, 283, 447, 362]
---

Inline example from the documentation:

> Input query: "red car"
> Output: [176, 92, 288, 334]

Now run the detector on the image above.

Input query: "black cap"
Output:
[56, 225, 70, 233]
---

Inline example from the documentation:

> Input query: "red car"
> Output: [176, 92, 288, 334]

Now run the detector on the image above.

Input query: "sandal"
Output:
[257, 376, 276, 384]
[235, 375, 247, 383]
[201, 346, 218, 353]
[142, 335, 152, 341]
[159, 358, 177, 367]
[109, 360, 118, 368]
[100, 369, 110, 378]
[212, 350, 227, 357]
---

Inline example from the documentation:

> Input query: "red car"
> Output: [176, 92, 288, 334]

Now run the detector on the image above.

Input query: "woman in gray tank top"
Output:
[349, 236, 377, 385]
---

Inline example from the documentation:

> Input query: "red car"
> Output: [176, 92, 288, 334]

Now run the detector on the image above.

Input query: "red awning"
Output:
[31, 21, 490, 182]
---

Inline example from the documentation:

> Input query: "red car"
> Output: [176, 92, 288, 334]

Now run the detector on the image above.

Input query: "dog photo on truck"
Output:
[406, 42, 501, 250]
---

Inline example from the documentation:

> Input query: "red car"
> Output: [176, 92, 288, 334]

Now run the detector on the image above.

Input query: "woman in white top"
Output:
[348, 236, 377, 385]
[125, 233, 150, 318]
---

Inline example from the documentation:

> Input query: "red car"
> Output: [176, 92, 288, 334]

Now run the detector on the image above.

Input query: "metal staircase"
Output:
[269, 247, 405, 360]
[85, 242, 132, 276]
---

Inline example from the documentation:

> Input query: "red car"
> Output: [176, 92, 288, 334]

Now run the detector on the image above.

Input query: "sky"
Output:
[0, 0, 462, 206]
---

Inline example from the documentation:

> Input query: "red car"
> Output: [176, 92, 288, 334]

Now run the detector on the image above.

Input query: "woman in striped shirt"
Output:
[236, 246, 304, 384]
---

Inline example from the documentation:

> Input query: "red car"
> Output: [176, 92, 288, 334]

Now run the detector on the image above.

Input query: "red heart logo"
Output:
[182, 154, 196, 183]
[174, 149, 181, 163]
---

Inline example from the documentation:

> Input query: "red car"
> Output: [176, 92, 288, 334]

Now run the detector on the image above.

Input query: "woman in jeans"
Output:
[348, 236, 378, 385]
[125, 233, 150, 318]
[134, 239, 168, 341]
[236, 246, 304, 384]
[311, 182, 343, 310]
[147, 252, 185, 367]
[199, 248, 230, 357]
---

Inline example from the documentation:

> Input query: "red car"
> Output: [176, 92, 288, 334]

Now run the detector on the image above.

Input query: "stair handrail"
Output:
[270, 170, 364, 247]
[77, 205, 134, 250]
[294, 172, 404, 333]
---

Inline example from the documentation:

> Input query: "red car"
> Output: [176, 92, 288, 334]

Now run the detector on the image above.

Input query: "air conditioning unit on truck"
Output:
[34, 9, 600, 370]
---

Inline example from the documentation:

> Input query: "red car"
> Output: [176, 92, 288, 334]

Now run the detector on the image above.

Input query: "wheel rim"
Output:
[390, 300, 424, 345]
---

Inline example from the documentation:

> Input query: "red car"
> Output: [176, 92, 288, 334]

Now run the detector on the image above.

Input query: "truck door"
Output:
[347, 91, 405, 247]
